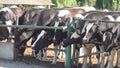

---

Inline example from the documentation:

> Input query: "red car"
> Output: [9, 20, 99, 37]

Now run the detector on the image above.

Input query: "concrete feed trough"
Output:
[0, 42, 14, 60]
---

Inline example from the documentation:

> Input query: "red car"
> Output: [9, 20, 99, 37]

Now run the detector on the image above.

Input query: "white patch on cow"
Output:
[54, 21, 59, 27]
[62, 26, 67, 31]
[10, 5, 18, 8]
[0, 7, 13, 15]
[58, 10, 70, 17]
[75, 14, 84, 19]
[70, 32, 80, 39]
[79, 6, 96, 12]
[22, 32, 29, 39]
[83, 23, 94, 41]
[116, 16, 120, 21]
[105, 15, 115, 21]
[103, 9, 109, 12]
[5, 20, 13, 34]
[58, 46, 66, 58]
[33, 6, 45, 9]
[0, 7, 11, 12]
[31, 30, 46, 48]
[79, 47, 84, 56]
[103, 33, 107, 42]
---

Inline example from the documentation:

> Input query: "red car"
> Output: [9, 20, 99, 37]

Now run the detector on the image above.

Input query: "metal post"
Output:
[15, 16, 19, 26]
[14, 16, 19, 60]
[71, 19, 77, 60]
[66, 18, 72, 68]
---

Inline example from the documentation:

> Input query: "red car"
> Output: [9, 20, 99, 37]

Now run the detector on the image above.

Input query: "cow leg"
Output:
[34, 49, 47, 61]
[32, 50, 38, 57]
[100, 53, 105, 68]
[106, 50, 115, 68]
[81, 45, 88, 68]
[42, 49, 47, 61]
[51, 46, 58, 64]
[95, 45, 101, 67]
[115, 49, 120, 67]
[78, 47, 84, 63]
[87, 45, 94, 68]
[58, 46, 65, 59]
[34, 50, 42, 60]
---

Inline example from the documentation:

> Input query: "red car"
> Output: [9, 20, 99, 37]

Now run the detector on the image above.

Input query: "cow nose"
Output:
[83, 37, 88, 43]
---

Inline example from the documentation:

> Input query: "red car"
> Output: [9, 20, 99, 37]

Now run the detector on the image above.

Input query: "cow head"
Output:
[31, 30, 54, 50]
[102, 32, 115, 52]
[0, 11, 11, 22]
[82, 22, 98, 43]
[0, 10, 13, 40]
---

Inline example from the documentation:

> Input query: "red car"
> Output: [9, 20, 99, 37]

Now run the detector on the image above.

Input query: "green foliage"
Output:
[53, 0, 79, 8]
[51, 0, 120, 11]
[0, 4, 3, 9]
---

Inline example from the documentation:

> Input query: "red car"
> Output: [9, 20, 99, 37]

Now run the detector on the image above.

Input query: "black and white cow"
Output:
[14, 8, 44, 56]
[15, 8, 59, 59]
[0, 6, 22, 41]
[62, 11, 120, 68]
[101, 14, 120, 68]
[81, 13, 120, 68]
[31, 7, 96, 65]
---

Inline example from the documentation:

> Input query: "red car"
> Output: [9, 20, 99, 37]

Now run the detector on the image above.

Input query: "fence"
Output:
[0, 17, 120, 68]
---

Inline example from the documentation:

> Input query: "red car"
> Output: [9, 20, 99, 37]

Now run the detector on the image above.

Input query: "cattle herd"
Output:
[1, 5, 120, 68]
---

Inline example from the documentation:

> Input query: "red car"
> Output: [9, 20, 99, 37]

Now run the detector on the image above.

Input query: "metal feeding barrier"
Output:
[68, 18, 120, 68]
[0, 17, 120, 68]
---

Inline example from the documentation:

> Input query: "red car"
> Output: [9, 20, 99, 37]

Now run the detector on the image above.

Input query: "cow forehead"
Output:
[86, 23, 94, 32]
[58, 10, 70, 17]
[0, 7, 12, 12]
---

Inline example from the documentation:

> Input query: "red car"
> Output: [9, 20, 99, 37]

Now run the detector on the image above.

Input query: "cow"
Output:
[14, 6, 95, 65]
[14, 8, 46, 56]
[62, 11, 120, 68]
[81, 13, 120, 68]
[0, 6, 22, 42]
[14, 8, 59, 60]
[30, 6, 96, 65]
[101, 14, 120, 68]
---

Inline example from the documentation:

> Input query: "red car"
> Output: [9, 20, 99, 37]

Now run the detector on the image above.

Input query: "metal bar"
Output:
[15, 16, 19, 26]
[71, 46, 120, 61]
[72, 50, 104, 60]
[66, 18, 72, 68]
[80, 19, 120, 23]
[0, 24, 64, 29]
[20, 46, 66, 51]
[45, 48, 65, 52]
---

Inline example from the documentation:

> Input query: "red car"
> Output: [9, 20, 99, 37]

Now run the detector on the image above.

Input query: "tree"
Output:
[52, 0, 79, 8]
[95, 0, 104, 9]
